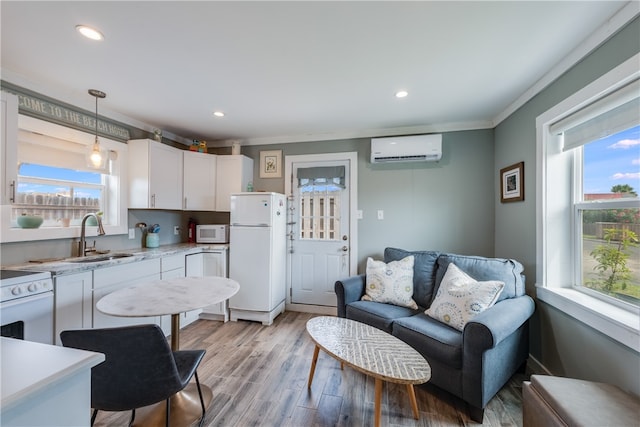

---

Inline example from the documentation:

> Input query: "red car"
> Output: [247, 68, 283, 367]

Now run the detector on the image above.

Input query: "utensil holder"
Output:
[146, 232, 159, 248]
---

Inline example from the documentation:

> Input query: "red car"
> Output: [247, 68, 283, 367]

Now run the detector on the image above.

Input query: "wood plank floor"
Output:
[93, 311, 529, 427]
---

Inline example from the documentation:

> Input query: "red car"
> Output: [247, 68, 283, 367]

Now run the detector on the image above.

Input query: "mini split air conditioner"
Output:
[370, 134, 442, 163]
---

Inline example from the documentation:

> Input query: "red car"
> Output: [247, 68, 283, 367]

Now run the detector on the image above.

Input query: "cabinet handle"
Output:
[9, 180, 15, 203]
[184, 197, 187, 209]
[151, 194, 156, 208]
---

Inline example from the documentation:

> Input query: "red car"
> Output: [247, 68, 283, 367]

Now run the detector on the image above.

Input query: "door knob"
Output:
[341, 246, 348, 252]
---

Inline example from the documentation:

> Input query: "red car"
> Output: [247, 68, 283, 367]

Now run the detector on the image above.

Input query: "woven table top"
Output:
[306, 316, 431, 384]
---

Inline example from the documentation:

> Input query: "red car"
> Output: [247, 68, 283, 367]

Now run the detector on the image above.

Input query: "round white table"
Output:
[97, 276, 239, 351]
[96, 276, 239, 427]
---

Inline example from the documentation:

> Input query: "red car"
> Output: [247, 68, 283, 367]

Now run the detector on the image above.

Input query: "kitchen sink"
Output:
[66, 253, 135, 263]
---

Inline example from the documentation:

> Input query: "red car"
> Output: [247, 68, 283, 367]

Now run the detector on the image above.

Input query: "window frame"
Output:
[536, 53, 640, 352]
[1, 114, 128, 243]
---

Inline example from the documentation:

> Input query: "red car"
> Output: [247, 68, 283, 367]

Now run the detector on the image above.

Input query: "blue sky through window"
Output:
[18, 164, 102, 198]
[583, 125, 640, 195]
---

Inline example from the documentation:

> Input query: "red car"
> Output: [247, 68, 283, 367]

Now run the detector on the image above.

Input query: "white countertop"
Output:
[2, 243, 229, 276]
[1, 337, 105, 412]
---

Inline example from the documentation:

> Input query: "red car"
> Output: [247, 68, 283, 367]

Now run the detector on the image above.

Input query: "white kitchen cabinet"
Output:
[186, 248, 229, 322]
[183, 151, 217, 211]
[215, 155, 253, 211]
[160, 254, 199, 331]
[1, 92, 18, 206]
[53, 271, 92, 346]
[92, 258, 161, 329]
[128, 139, 183, 210]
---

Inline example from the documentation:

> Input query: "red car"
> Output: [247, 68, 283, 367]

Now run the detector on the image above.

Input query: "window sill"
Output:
[536, 286, 639, 353]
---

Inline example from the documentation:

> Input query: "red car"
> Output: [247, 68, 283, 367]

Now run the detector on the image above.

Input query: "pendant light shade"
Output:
[87, 89, 107, 169]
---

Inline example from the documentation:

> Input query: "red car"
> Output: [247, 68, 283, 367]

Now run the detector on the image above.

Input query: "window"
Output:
[15, 163, 105, 228]
[297, 166, 345, 241]
[576, 127, 639, 308]
[537, 54, 639, 351]
[1, 115, 128, 242]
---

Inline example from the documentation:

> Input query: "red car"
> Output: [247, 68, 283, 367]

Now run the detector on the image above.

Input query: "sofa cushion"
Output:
[346, 300, 420, 333]
[426, 263, 504, 331]
[434, 253, 524, 303]
[362, 256, 418, 309]
[384, 248, 440, 308]
[392, 313, 463, 368]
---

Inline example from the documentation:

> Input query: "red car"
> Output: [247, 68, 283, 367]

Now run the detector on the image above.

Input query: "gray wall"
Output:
[242, 129, 496, 273]
[494, 16, 640, 392]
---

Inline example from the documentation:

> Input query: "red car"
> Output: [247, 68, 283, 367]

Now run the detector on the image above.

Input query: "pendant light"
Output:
[88, 89, 107, 169]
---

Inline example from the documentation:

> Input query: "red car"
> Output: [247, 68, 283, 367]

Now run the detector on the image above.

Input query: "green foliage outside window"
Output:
[588, 228, 638, 298]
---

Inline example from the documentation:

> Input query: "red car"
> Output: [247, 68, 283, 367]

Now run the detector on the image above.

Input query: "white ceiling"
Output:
[1, 1, 636, 146]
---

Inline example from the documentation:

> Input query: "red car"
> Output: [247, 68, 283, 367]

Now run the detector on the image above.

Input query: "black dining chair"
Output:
[60, 324, 206, 427]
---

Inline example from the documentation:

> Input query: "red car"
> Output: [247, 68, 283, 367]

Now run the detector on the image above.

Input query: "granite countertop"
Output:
[2, 243, 229, 276]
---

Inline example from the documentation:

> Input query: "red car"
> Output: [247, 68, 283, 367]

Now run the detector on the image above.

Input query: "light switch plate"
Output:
[377, 210, 384, 220]
[173, 226, 180, 235]
[356, 210, 363, 220]
[128, 228, 135, 239]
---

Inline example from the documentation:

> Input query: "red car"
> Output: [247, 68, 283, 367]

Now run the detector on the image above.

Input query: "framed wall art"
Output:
[260, 150, 282, 178]
[500, 161, 524, 203]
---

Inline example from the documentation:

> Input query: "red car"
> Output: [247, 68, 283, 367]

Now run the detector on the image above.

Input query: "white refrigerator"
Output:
[229, 192, 287, 325]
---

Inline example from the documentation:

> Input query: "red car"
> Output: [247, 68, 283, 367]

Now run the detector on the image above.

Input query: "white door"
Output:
[285, 153, 358, 306]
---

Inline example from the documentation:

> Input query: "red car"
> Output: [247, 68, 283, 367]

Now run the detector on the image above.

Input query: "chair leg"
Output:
[165, 398, 171, 427]
[90, 409, 98, 426]
[194, 370, 206, 427]
[127, 409, 136, 427]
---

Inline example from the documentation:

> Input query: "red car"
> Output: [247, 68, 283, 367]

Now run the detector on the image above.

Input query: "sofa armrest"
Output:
[335, 274, 366, 318]
[464, 295, 535, 350]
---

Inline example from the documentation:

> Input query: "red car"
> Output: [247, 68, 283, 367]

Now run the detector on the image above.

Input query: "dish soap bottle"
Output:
[247, 181, 253, 192]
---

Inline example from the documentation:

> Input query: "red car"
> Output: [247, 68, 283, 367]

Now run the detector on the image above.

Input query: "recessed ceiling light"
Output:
[395, 90, 408, 98]
[213, 111, 225, 117]
[76, 25, 104, 41]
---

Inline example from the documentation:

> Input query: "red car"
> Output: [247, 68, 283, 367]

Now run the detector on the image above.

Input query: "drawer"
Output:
[161, 254, 185, 272]
[93, 258, 160, 288]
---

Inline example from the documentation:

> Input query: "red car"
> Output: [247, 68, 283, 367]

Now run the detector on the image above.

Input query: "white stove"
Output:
[0, 269, 54, 344]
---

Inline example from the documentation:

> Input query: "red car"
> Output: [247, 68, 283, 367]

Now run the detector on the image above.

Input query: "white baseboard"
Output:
[285, 303, 337, 316]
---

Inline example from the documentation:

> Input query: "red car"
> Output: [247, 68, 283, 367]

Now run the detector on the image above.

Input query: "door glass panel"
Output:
[299, 183, 342, 241]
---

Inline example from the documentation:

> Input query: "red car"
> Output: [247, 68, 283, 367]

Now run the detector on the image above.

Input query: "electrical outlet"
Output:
[173, 226, 180, 235]
[128, 228, 135, 239]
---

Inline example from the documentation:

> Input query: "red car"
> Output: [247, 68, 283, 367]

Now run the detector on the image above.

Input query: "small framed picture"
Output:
[500, 162, 524, 203]
[260, 150, 282, 178]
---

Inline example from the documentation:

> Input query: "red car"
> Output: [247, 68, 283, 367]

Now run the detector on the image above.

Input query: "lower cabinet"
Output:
[186, 249, 229, 322]
[160, 254, 198, 331]
[92, 259, 161, 329]
[53, 271, 92, 345]
[52, 253, 214, 343]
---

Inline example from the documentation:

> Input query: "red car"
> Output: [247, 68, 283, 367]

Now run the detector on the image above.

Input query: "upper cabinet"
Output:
[183, 151, 216, 211]
[215, 155, 254, 211]
[128, 139, 183, 210]
[1, 92, 18, 206]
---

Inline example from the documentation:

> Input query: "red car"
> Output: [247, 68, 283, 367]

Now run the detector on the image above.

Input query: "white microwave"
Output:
[196, 224, 229, 243]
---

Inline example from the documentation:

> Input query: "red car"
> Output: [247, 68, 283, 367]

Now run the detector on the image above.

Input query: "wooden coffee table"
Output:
[306, 316, 431, 426]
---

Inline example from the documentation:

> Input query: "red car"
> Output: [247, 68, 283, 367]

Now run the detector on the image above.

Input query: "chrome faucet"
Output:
[78, 213, 106, 256]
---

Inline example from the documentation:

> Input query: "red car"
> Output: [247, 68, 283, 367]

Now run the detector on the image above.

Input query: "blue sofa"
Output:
[335, 247, 535, 422]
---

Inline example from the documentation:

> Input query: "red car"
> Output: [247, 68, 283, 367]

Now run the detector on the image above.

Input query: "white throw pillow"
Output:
[362, 256, 418, 309]
[425, 263, 504, 331]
